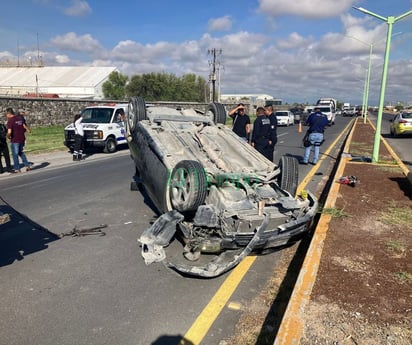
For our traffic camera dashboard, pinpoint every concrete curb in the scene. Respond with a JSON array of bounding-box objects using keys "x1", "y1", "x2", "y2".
[{"x1": 273, "y1": 117, "x2": 410, "y2": 344}]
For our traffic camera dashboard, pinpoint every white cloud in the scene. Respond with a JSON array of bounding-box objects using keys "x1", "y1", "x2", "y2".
[
  {"x1": 49, "y1": 32, "x2": 102, "y2": 53},
  {"x1": 208, "y1": 16, "x2": 233, "y2": 32},
  {"x1": 258, "y1": 0, "x2": 354, "y2": 18},
  {"x1": 55, "y1": 55, "x2": 70, "y2": 64},
  {"x1": 64, "y1": 0, "x2": 92, "y2": 17},
  {"x1": 277, "y1": 32, "x2": 314, "y2": 49}
]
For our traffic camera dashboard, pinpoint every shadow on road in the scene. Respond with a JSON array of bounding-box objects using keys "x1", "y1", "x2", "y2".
[{"x1": 0, "y1": 203, "x2": 59, "y2": 267}]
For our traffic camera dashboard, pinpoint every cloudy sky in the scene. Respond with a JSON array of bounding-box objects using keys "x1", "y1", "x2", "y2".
[{"x1": 1, "y1": 0, "x2": 412, "y2": 105}]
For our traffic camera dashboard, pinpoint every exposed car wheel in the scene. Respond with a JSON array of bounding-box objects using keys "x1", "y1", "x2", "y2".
[
  {"x1": 208, "y1": 103, "x2": 227, "y2": 125},
  {"x1": 127, "y1": 97, "x2": 147, "y2": 131},
  {"x1": 277, "y1": 156, "x2": 298, "y2": 196},
  {"x1": 169, "y1": 160, "x2": 208, "y2": 213},
  {"x1": 103, "y1": 137, "x2": 117, "y2": 153}
]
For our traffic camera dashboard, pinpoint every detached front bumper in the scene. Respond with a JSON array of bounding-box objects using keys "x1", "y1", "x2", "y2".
[{"x1": 138, "y1": 191, "x2": 318, "y2": 278}]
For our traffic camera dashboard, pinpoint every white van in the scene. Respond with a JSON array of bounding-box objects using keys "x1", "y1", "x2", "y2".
[
  {"x1": 316, "y1": 98, "x2": 337, "y2": 125},
  {"x1": 64, "y1": 103, "x2": 128, "y2": 153}
]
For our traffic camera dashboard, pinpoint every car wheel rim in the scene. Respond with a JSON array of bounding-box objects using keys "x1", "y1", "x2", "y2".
[{"x1": 171, "y1": 168, "x2": 190, "y2": 208}]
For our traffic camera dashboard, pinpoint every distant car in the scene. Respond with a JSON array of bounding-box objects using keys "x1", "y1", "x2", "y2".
[
  {"x1": 124, "y1": 97, "x2": 318, "y2": 278},
  {"x1": 342, "y1": 106, "x2": 356, "y2": 117},
  {"x1": 390, "y1": 111, "x2": 412, "y2": 137},
  {"x1": 275, "y1": 110, "x2": 294, "y2": 126}
]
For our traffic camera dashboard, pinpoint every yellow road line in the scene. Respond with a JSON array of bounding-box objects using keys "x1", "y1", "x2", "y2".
[{"x1": 183, "y1": 256, "x2": 256, "y2": 345}]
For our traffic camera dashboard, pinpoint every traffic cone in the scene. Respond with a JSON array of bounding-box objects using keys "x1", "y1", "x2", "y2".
[{"x1": 298, "y1": 121, "x2": 302, "y2": 133}]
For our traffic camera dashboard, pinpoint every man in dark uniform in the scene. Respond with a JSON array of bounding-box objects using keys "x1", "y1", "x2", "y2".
[
  {"x1": 251, "y1": 105, "x2": 277, "y2": 161},
  {"x1": 228, "y1": 103, "x2": 251, "y2": 141}
]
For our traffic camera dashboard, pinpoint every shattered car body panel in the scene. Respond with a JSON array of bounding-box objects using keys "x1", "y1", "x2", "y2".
[{"x1": 125, "y1": 97, "x2": 318, "y2": 278}]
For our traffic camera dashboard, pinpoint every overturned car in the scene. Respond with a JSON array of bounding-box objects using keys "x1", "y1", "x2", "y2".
[{"x1": 125, "y1": 97, "x2": 318, "y2": 277}]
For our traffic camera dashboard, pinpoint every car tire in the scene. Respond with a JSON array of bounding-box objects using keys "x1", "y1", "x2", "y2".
[
  {"x1": 277, "y1": 156, "x2": 298, "y2": 196},
  {"x1": 127, "y1": 96, "x2": 147, "y2": 131},
  {"x1": 208, "y1": 103, "x2": 227, "y2": 125},
  {"x1": 103, "y1": 136, "x2": 117, "y2": 153},
  {"x1": 169, "y1": 160, "x2": 207, "y2": 213}
]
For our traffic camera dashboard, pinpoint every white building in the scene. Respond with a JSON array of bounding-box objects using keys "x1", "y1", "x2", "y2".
[
  {"x1": 0, "y1": 66, "x2": 117, "y2": 99},
  {"x1": 220, "y1": 94, "x2": 280, "y2": 106}
]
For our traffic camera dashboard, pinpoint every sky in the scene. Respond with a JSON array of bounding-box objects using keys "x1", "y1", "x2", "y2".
[{"x1": 1, "y1": 0, "x2": 412, "y2": 106}]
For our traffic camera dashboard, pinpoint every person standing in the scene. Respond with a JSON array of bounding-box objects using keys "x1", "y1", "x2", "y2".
[
  {"x1": 5, "y1": 108, "x2": 31, "y2": 173},
  {"x1": 73, "y1": 113, "x2": 84, "y2": 161},
  {"x1": 300, "y1": 107, "x2": 329, "y2": 165},
  {"x1": 0, "y1": 120, "x2": 12, "y2": 173},
  {"x1": 228, "y1": 103, "x2": 251, "y2": 141},
  {"x1": 251, "y1": 105, "x2": 277, "y2": 161}
]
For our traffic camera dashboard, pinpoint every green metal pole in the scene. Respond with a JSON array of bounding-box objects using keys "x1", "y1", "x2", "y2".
[
  {"x1": 361, "y1": 68, "x2": 367, "y2": 122},
  {"x1": 372, "y1": 17, "x2": 394, "y2": 163},
  {"x1": 352, "y1": 7, "x2": 412, "y2": 162},
  {"x1": 364, "y1": 44, "x2": 373, "y2": 124}
]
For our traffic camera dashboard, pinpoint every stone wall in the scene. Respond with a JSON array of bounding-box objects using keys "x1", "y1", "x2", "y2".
[{"x1": 0, "y1": 96, "x2": 243, "y2": 127}]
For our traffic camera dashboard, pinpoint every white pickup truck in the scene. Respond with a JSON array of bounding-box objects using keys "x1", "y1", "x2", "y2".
[{"x1": 64, "y1": 103, "x2": 128, "y2": 153}]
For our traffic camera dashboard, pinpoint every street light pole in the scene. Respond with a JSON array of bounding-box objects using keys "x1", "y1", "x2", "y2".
[
  {"x1": 346, "y1": 33, "x2": 401, "y2": 124},
  {"x1": 352, "y1": 6, "x2": 412, "y2": 163},
  {"x1": 364, "y1": 44, "x2": 373, "y2": 124}
]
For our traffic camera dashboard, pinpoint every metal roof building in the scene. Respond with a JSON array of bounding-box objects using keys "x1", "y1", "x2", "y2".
[{"x1": 0, "y1": 66, "x2": 117, "y2": 99}]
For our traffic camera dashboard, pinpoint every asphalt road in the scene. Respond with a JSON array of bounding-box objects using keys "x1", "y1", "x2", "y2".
[
  {"x1": 0, "y1": 115, "x2": 364, "y2": 345},
  {"x1": 372, "y1": 111, "x2": 412, "y2": 171}
]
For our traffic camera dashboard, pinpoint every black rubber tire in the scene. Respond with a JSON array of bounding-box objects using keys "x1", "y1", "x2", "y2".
[
  {"x1": 103, "y1": 137, "x2": 117, "y2": 153},
  {"x1": 277, "y1": 156, "x2": 299, "y2": 196},
  {"x1": 127, "y1": 97, "x2": 147, "y2": 132},
  {"x1": 207, "y1": 103, "x2": 227, "y2": 125},
  {"x1": 169, "y1": 160, "x2": 208, "y2": 213}
]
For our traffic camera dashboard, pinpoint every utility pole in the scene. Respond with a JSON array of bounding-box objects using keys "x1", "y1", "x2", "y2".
[{"x1": 208, "y1": 48, "x2": 222, "y2": 102}]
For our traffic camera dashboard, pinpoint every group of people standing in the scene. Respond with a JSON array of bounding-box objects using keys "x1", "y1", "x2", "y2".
[
  {"x1": 228, "y1": 103, "x2": 328, "y2": 165},
  {"x1": 0, "y1": 108, "x2": 31, "y2": 174},
  {"x1": 229, "y1": 103, "x2": 278, "y2": 161}
]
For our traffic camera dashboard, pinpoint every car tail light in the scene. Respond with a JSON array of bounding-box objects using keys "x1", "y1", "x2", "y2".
[{"x1": 399, "y1": 120, "x2": 408, "y2": 124}]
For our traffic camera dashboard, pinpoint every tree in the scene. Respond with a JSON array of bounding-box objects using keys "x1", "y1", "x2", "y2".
[
  {"x1": 125, "y1": 72, "x2": 208, "y2": 102},
  {"x1": 102, "y1": 71, "x2": 129, "y2": 100}
]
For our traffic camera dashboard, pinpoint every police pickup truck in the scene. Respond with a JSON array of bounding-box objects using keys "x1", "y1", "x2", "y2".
[{"x1": 64, "y1": 103, "x2": 127, "y2": 153}]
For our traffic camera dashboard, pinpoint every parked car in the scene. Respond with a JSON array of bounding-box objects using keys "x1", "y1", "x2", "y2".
[
  {"x1": 124, "y1": 97, "x2": 318, "y2": 277},
  {"x1": 390, "y1": 111, "x2": 412, "y2": 137},
  {"x1": 64, "y1": 103, "x2": 127, "y2": 153},
  {"x1": 275, "y1": 110, "x2": 294, "y2": 126},
  {"x1": 342, "y1": 107, "x2": 356, "y2": 117}
]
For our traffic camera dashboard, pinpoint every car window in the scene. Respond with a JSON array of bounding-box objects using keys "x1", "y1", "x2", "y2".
[
  {"x1": 82, "y1": 108, "x2": 113, "y2": 123},
  {"x1": 402, "y1": 113, "x2": 412, "y2": 119}
]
